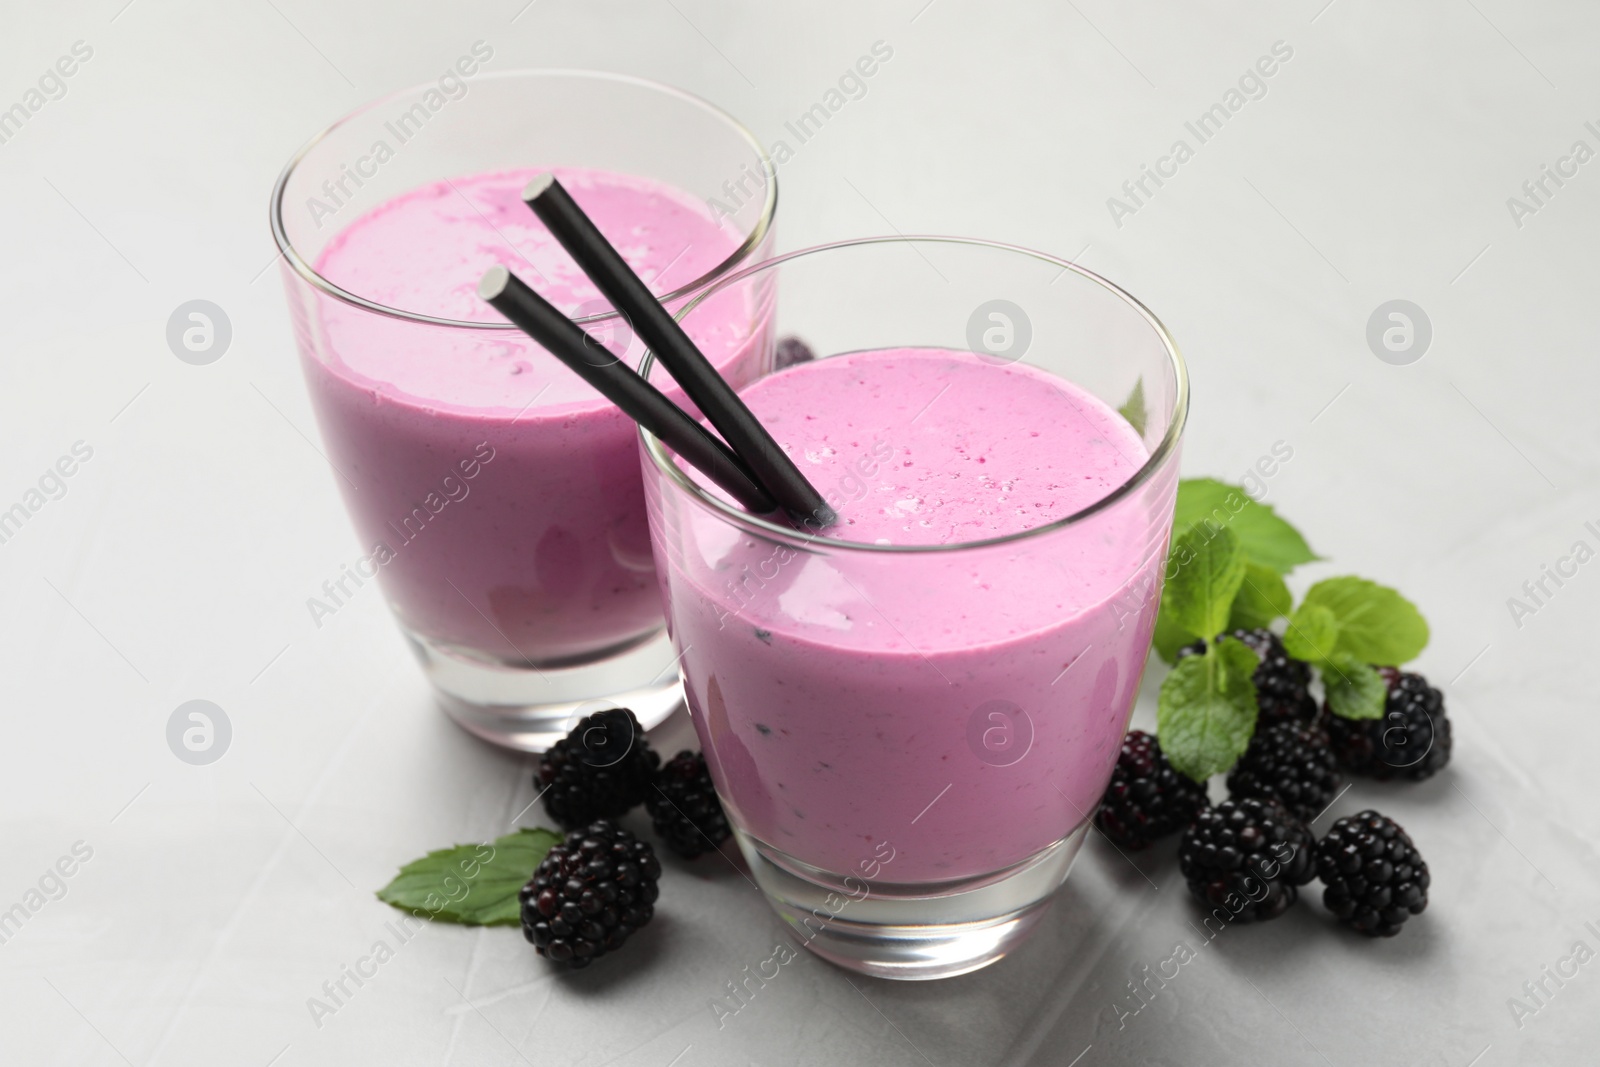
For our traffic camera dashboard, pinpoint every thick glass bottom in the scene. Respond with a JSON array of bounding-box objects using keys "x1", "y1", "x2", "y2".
[
  {"x1": 405, "y1": 626, "x2": 684, "y2": 751},
  {"x1": 734, "y1": 823, "x2": 1089, "y2": 980}
]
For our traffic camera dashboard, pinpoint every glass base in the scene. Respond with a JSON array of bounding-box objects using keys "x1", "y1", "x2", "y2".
[
  {"x1": 735, "y1": 823, "x2": 1089, "y2": 980},
  {"x1": 405, "y1": 627, "x2": 685, "y2": 751}
]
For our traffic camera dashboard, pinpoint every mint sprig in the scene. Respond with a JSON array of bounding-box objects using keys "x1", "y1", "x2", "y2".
[
  {"x1": 1155, "y1": 479, "x2": 1316, "y2": 663},
  {"x1": 1282, "y1": 602, "x2": 1338, "y2": 662},
  {"x1": 376, "y1": 827, "x2": 562, "y2": 926},
  {"x1": 1152, "y1": 606, "x2": 1199, "y2": 664},
  {"x1": 1228, "y1": 561, "x2": 1293, "y2": 632},
  {"x1": 1157, "y1": 635, "x2": 1261, "y2": 782},
  {"x1": 1147, "y1": 480, "x2": 1434, "y2": 770},
  {"x1": 1165, "y1": 524, "x2": 1247, "y2": 640},
  {"x1": 1282, "y1": 577, "x2": 1429, "y2": 720},
  {"x1": 1150, "y1": 522, "x2": 1261, "y2": 780},
  {"x1": 1320, "y1": 653, "x2": 1387, "y2": 721},
  {"x1": 1293, "y1": 576, "x2": 1428, "y2": 666},
  {"x1": 1171, "y1": 478, "x2": 1318, "y2": 575}
]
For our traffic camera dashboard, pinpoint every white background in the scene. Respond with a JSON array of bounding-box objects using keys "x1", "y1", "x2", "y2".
[{"x1": 3, "y1": 1, "x2": 1598, "y2": 1064}]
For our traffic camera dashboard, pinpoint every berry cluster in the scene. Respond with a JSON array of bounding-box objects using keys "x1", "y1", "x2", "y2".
[
  {"x1": 773, "y1": 335, "x2": 817, "y2": 371},
  {"x1": 1178, "y1": 796, "x2": 1316, "y2": 922},
  {"x1": 647, "y1": 750, "x2": 733, "y2": 859},
  {"x1": 1226, "y1": 720, "x2": 1341, "y2": 822},
  {"x1": 1326, "y1": 668, "x2": 1452, "y2": 782},
  {"x1": 536, "y1": 707, "x2": 659, "y2": 830},
  {"x1": 520, "y1": 821, "x2": 661, "y2": 968},
  {"x1": 521, "y1": 708, "x2": 734, "y2": 967},
  {"x1": 1095, "y1": 730, "x2": 1208, "y2": 851},
  {"x1": 535, "y1": 708, "x2": 731, "y2": 855},
  {"x1": 1094, "y1": 631, "x2": 1440, "y2": 936},
  {"x1": 1315, "y1": 810, "x2": 1430, "y2": 937}
]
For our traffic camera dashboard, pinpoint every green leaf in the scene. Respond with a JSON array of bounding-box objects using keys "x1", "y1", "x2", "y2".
[
  {"x1": 1157, "y1": 636, "x2": 1262, "y2": 782},
  {"x1": 1299, "y1": 576, "x2": 1429, "y2": 666},
  {"x1": 376, "y1": 827, "x2": 563, "y2": 926},
  {"x1": 1118, "y1": 379, "x2": 1147, "y2": 437},
  {"x1": 1153, "y1": 537, "x2": 1279, "y2": 664},
  {"x1": 1152, "y1": 603, "x2": 1198, "y2": 665},
  {"x1": 1164, "y1": 524, "x2": 1247, "y2": 642},
  {"x1": 1283, "y1": 602, "x2": 1340, "y2": 663},
  {"x1": 1173, "y1": 478, "x2": 1317, "y2": 574},
  {"x1": 1321, "y1": 653, "x2": 1387, "y2": 720},
  {"x1": 1229, "y1": 561, "x2": 1293, "y2": 631}
]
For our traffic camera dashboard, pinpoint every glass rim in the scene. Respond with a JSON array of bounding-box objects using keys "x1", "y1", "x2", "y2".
[
  {"x1": 639, "y1": 235, "x2": 1189, "y2": 555},
  {"x1": 268, "y1": 68, "x2": 778, "y2": 330}
]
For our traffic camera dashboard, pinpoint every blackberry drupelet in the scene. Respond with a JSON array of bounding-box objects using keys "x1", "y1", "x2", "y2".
[
  {"x1": 537, "y1": 707, "x2": 660, "y2": 831},
  {"x1": 774, "y1": 335, "x2": 816, "y2": 371},
  {"x1": 1178, "y1": 796, "x2": 1316, "y2": 922},
  {"x1": 1325, "y1": 669, "x2": 1452, "y2": 781},
  {"x1": 646, "y1": 750, "x2": 731, "y2": 859},
  {"x1": 519, "y1": 821, "x2": 661, "y2": 968},
  {"x1": 1178, "y1": 628, "x2": 1317, "y2": 729},
  {"x1": 1315, "y1": 809, "x2": 1429, "y2": 937},
  {"x1": 1094, "y1": 731, "x2": 1208, "y2": 850},
  {"x1": 1226, "y1": 720, "x2": 1342, "y2": 822}
]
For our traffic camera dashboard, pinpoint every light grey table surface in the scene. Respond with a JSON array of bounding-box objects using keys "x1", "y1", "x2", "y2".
[{"x1": 3, "y1": 1, "x2": 1598, "y2": 1064}]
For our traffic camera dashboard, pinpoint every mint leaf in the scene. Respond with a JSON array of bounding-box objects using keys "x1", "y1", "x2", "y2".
[
  {"x1": 1153, "y1": 606, "x2": 1197, "y2": 665},
  {"x1": 1282, "y1": 582, "x2": 1418, "y2": 720},
  {"x1": 1283, "y1": 602, "x2": 1339, "y2": 663},
  {"x1": 1229, "y1": 561, "x2": 1293, "y2": 631},
  {"x1": 1299, "y1": 576, "x2": 1428, "y2": 666},
  {"x1": 1152, "y1": 524, "x2": 1245, "y2": 663},
  {"x1": 376, "y1": 827, "x2": 563, "y2": 926},
  {"x1": 1164, "y1": 524, "x2": 1246, "y2": 641},
  {"x1": 1173, "y1": 479, "x2": 1317, "y2": 574},
  {"x1": 1321, "y1": 653, "x2": 1386, "y2": 720},
  {"x1": 1157, "y1": 636, "x2": 1261, "y2": 782},
  {"x1": 1118, "y1": 379, "x2": 1147, "y2": 437}
]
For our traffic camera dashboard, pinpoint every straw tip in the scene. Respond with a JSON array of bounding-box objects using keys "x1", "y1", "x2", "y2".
[
  {"x1": 521, "y1": 173, "x2": 557, "y2": 202},
  {"x1": 477, "y1": 264, "x2": 511, "y2": 300}
]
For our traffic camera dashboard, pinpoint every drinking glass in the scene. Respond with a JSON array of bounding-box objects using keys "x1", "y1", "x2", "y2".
[
  {"x1": 640, "y1": 237, "x2": 1186, "y2": 978},
  {"x1": 271, "y1": 70, "x2": 775, "y2": 750}
]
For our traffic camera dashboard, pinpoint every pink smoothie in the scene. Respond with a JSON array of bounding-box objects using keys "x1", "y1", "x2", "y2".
[
  {"x1": 658, "y1": 349, "x2": 1171, "y2": 883},
  {"x1": 301, "y1": 168, "x2": 764, "y2": 664}
]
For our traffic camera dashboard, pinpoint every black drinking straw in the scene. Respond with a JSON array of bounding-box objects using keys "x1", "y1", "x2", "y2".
[
  {"x1": 522, "y1": 173, "x2": 835, "y2": 529},
  {"x1": 477, "y1": 264, "x2": 778, "y2": 516}
]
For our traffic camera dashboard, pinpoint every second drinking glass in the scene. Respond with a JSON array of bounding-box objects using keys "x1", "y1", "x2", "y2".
[{"x1": 271, "y1": 70, "x2": 776, "y2": 749}]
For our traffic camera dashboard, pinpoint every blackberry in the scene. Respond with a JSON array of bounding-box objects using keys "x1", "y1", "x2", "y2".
[
  {"x1": 774, "y1": 335, "x2": 816, "y2": 370},
  {"x1": 1178, "y1": 628, "x2": 1317, "y2": 729},
  {"x1": 1325, "y1": 669, "x2": 1451, "y2": 781},
  {"x1": 537, "y1": 708, "x2": 660, "y2": 831},
  {"x1": 1094, "y1": 731, "x2": 1208, "y2": 850},
  {"x1": 646, "y1": 750, "x2": 731, "y2": 859},
  {"x1": 1315, "y1": 810, "x2": 1429, "y2": 937},
  {"x1": 519, "y1": 821, "x2": 661, "y2": 968},
  {"x1": 1178, "y1": 796, "x2": 1315, "y2": 922},
  {"x1": 1226, "y1": 721, "x2": 1342, "y2": 822}
]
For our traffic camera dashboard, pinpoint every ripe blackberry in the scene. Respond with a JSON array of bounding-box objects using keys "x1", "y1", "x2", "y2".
[
  {"x1": 774, "y1": 335, "x2": 816, "y2": 370},
  {"x1": 537, "y1": 708, "x2": 660, "y2": 831},
  {"x1": 1178, "y1": 796, "x2": 1315, "y2": 922},
  {"x1": 1315, "y1": 810, "x2": 1428, "y2": 937},
  {"x1": 1325, "y1": 669, "x2": 1451, "y2": 781},
  {"x1": 1226, "y1": 721, "x2": 1342, "y2": 822},
  {"x1": 646, "y1": 750, "x2": 731, "y2": 859},
  {"x1": 520, "y1": 821, "x2": 661, "y2": 968},
  {"x1": 1178, "y1": 628, "x2": 1317, "y2": 729},
  {"x1": 1095, "y1": 731, "x2": 1208, "y2": 850}
]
